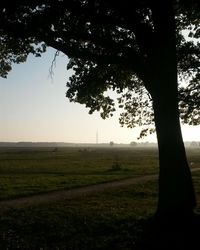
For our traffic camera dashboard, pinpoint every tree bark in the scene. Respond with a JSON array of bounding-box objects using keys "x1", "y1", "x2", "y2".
[
  {"x1": 151, "y1": 82, "x2": 196, "y2": 217},
  {"x1": 144, "y1": 0, "x2": 197, "y2": 217}
]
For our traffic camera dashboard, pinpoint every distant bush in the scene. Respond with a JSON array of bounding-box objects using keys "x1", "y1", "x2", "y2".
[
  {"x1": 190, "y1": 141, "x2": 199, "y2": 147},
  {"x1": 111, "y1": 162, "x2": 122, "y2": 171},
  {"x1": 130, "y1": 141, "x2": 137, "y2": 147},
  {"x1": 53, "y1": 147, "x2": 58, "y2": 152}
]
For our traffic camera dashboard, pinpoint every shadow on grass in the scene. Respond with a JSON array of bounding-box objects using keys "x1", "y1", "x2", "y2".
[
  {"x1": 139, "y1": 213, "x2": 200, "y2": 250},
  {"x1": 1, "y1": 211, "x2": 200, "y2": 249}
]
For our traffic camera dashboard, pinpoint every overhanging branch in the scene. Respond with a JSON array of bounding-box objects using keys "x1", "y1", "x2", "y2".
[{"x1": 43, "y1": 37, "x2": 146, "y2": 76}]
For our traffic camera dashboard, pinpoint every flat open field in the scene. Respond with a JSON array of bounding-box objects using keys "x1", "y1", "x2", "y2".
[
  {"x1": 0, "y1": 146, "x2": 200, "y2": 200},
  {"x1": 0, "y1": 146, "x2": 160, "y2": 200},
  {"x1": 0, "y1": 147, "x2": 200, "y2": 249}
]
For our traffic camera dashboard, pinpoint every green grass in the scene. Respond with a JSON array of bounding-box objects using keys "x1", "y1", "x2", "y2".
[
  {"x1": 0, "y1": 173, "x2": 200, "y2": 250},
  {"x1": 0, "y1": 179, "x2": 158, "y2": 250},
  {"x1": 0, "y1": 146, "x2": 199, "y2": 200},
  {"x1": 0, "y1": 147, "x2": 160, "y2": 200},
  {"x1": 0, "y1": 147, "x2": 159, "y2": 174}
]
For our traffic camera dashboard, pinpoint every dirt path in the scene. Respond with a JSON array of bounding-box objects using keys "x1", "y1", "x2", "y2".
[{"x1": 0, "y1": 168, "x2": 199, "y2": 211}]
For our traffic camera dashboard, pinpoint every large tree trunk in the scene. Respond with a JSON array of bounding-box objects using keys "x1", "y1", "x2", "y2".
[
  {"x1": 147, "y1": 0, "x2": 196, "y2": 217},
  {"x1": 152, "y1": 85, "x2": 196, "y2": 217},
  {"x1": 144, "y1": 77, "x2": 198, "y2": 250}
]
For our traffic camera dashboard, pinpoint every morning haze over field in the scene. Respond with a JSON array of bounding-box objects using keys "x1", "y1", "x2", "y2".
[{"x1": 0, "y1": 49, "x2": 199, "y2": 144}]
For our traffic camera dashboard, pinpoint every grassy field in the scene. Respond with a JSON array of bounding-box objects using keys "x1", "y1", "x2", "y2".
[
  {"x1": 0, "y1": 180, "x2": 158, "y2": 249},
  {"x1": 0, "y1": 146, "x2": 200, "y2": 249},
  {"x1": 0, "y1": 147, "x2": 161, "y2": 200},
  {"x1": 0, "y1": 177, "x2": 200, "y2": 249},
  {"x1": 0, "y1": 146, "x2": 199, "y2": 201}
]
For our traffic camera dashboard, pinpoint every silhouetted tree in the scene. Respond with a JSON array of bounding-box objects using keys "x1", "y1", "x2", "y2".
[
  {"x1": 130, "y1": 141, "x2": 137, "y2": 147},
  {"x1": 110, "y1": 141, "x2": 114, "y2": 146},
  {"x1": 0, "y1": 0, "x2": 200, "y2": 219}
]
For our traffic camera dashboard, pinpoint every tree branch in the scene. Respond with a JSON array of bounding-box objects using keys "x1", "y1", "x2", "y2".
[{"x1": 43, "y1": 37, "x2": 146, "y2": 76}]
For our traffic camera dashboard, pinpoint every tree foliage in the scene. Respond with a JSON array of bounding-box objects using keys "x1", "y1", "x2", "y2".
[{"x1": 0, "y1": 0, "x2": 199, "y2": 134}]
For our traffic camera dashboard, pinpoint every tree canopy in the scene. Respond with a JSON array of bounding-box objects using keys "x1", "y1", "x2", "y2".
[{"x1": 0, "y1": 0, "x2": 199, "y2": 137}]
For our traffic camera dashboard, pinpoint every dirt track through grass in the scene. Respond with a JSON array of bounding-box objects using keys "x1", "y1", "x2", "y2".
[{"x1": 0, "y1": 168, "x2": 199, "y2": 211}]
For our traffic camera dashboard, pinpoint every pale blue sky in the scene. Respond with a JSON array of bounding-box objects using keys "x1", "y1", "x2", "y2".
[{"x1": 0, "y1": 48, "x2": 199, "y2": 143}]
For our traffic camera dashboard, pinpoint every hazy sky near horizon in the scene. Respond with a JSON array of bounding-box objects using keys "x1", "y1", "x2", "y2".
[{"x1": 0, "y1": 48, "x2": 199, "y2": 144}]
